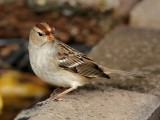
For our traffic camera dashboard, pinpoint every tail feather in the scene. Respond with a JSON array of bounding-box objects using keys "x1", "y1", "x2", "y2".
[{"x1": 101, "y1": 66, "x2": 145, "y2": 78}]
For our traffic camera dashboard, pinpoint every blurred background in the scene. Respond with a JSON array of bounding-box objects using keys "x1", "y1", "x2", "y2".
[{"x1": 1, "y1": 0, "x2": 160, "y2": 119}]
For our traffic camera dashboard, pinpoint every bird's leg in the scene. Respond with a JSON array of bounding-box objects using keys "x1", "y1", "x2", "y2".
[{"x1": 51, "y1": 87, "x2": 77, "y2": 101}]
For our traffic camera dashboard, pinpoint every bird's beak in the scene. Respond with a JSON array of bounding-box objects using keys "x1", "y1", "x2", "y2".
[{"x1": 48, "y1": 34, "x2": 55, "y2": 41}]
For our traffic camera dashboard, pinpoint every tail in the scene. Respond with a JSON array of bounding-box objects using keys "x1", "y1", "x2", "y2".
[{"x1": 101, "y1": 66, "x2": 145, "y2": 78}]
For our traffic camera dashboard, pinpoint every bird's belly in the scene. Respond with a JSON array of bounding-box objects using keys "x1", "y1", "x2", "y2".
[
  {"x1": 30, "y1": 61, "x2": 86, "y2": 87},
  {"x1": 34, "y1": 68, "x2": 86, "y2": 87}
]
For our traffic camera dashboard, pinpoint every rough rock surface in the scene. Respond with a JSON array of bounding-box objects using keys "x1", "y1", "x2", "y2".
[
  {"x1": 15, "y1": 88, "x2": 160, "y2": 120},
  {"x1": 89, "y1": 26, "x2": 160, "y2": 95},
  {"x1": 130, "y1": 0, "x2": 160, "y2": 30}
]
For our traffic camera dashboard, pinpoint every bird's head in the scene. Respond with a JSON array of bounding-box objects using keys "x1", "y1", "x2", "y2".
[{"x1": 29, "y1": 22, "x2": 55, "y2": 46}]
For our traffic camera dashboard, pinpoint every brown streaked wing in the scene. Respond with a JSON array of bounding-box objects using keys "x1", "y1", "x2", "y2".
[{"x1": 56, "y1": 41, "x2": 110, "y2": 79}]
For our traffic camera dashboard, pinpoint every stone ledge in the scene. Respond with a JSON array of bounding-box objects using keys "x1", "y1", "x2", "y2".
[{"x1": 15, "y1": 88, "x2": 160, "y2": 120}]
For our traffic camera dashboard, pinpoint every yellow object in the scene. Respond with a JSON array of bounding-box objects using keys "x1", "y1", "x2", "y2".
[
  {"x1": 0, "y1": 94, "x2": 3, "y2": 113},
  {"x1": 0, "y1": 71, "x2": 49, "y2": 98}
]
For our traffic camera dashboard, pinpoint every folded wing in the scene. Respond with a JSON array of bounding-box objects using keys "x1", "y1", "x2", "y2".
[{"x1": 56, "y1": 41, "x2": 110, "y2": 79}]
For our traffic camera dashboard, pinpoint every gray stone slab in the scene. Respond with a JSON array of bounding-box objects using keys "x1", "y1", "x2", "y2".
[
  {"x1": 15, "y1": 88, "x2": 160, "y2": 120},
  {"x1": 89, "y1": 26, "x2": 160, "y2": 95},
  {"x1": 130, "y1": 0, "x2": 160, "y2": 30}
]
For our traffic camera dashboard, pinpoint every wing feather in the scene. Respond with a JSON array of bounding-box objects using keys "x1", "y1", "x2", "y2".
[{"x1": 56, "y1": 41, "x2": 110, "y2": 79}]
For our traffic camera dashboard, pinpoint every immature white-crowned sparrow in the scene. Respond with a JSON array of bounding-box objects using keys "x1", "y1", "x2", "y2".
[{"x1": 28, "y1": 22, "x2": 143, "y2": 100}]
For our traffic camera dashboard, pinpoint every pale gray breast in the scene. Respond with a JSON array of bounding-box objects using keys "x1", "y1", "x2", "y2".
[{"x1": 28, "y1": 43, "x2": 59, "y2": 80}]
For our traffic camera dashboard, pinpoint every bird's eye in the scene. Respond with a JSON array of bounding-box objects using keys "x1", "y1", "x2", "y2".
[{"x1": 38, "y1": 32, "x2": 43, "y2": 36}]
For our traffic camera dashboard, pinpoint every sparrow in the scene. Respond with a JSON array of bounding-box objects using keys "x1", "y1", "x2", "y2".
[{"x1": 28, "y1": 22, "x2": 143, "y2": 100}]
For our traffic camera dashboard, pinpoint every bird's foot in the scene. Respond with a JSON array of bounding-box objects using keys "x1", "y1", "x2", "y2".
[
  {"x1": 50, "y1": 88, "x2": 64, "y2": 97},
  {"x1": 50, "y1": 88, "x2": 66, "y2": 101},
  {"x1": 50, "y1": 87, "x2": 76, "y2": 101},
  {"x1": 36, "y1": 99, "x2": 50, "y2": 106}
]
